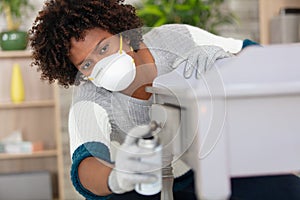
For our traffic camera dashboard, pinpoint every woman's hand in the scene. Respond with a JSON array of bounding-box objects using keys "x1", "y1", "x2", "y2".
[
  {"x1": 108, "y1": 125, "x2": 161, "y2": 194},
  {"x1": 172, "y1": 45, "x2": 231, "y2": 79}
]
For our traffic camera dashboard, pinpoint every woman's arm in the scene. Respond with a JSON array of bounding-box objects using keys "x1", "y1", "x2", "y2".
[
  {"x1": 69, "y1": 99, "x2": 114, "y2": 198},
  {"x1": 78, "y1": 157, "x2": 113, "y2": 196}
]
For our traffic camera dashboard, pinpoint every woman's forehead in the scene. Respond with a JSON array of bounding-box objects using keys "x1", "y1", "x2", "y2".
[{"x1": 69, "y1": 28, "x2": 114, "y2": 66}]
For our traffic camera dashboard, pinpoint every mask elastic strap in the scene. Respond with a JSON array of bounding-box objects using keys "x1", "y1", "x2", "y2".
[
  {"x1": 119, "y1": 35, "x2": 123, "y2": 54},
  {"x1": 120, "y1": 35, "x2": 134, "y2": 55}
]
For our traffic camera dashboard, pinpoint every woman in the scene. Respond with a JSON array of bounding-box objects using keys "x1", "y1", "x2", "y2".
[{"x1": 29, "y1": 0, "x2": 300, "y2": 200}]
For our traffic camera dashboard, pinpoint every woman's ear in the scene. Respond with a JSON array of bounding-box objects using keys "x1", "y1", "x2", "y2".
[
  {"x1": 122, "y1": 36, "x2": 130, "y2": 45},
  {"x1": 123, "y1": 37, "x2": 132, "y2": 50},
  {"x1": 125, "y1": 39, "x2": 131, "y2": 45}
]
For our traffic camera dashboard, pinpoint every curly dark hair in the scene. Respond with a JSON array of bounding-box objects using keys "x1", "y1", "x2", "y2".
[{"x1": 29, "y1": 0, "x2": 143, "y2": 88}]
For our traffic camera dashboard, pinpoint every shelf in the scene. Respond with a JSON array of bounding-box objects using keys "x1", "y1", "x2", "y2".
[
  {"x1": 0, "y1": 48, "x2": 64, "y2": 199},
  {"x1": 0, "y1": 100, "x2": 55, "y2": 109},
  {"x1": 0, "y1": 149, "x2": 58, "y2": 160},
  {"x1": 0, "y1": 50, "x2": 32, "y2": 58}
]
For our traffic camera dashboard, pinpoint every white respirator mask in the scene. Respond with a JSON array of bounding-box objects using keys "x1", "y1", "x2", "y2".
[{"x1": 88, "y1": 35, "x2": 136, "y2": 91}]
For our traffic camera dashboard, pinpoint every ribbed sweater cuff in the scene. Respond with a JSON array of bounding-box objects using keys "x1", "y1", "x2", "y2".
[{"x1": 71, "y1": 141, "x2": 113, "y2": 200}]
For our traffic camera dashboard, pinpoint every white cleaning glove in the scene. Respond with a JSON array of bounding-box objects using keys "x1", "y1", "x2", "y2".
[
  {"x1": 108, "y1": 125, "x2": 161, "y2": 194},
  {"x1": 173, "y1": 45, "x2": 231, "y2": 79}
]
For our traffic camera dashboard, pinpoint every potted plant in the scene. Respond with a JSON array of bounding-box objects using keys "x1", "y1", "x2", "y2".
[
  {"x1": 136, "y1": 0, "x2": 236, "y2": 34},
  {"x1": 0, "y1": 0, "x2": 34, "y2": 51}
]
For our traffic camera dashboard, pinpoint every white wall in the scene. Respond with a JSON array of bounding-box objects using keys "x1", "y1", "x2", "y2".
[
  {"x1": 0, "y1": 0, "x2": 138, "y2": 32},
  {"x1": 0, "y1": 0, "x2": 260, "y2": 42},
  {"x1": 221, "y1": 0, "x2": 260, "y2": 42},
  {"x1": 0, "y1": 0, "x2": 45, "y2": 32}
]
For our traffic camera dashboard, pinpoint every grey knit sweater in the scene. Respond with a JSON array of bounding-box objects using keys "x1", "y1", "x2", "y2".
[{"x1": 69, "y1": 24, "x2": 242, "y2": 199}]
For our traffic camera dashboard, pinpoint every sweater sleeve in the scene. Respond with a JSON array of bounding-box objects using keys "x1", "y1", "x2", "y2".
[
  {"x1": 68, "y1": 100, "x2": 114, "y2": 199},
  {"x1": 183, "y1": 24, "x2": 244, "y2": 54},
  {"x1": 143, "y1": 24, "x2": 248, "y2": 76},
  {"x1": 68, "y1": 100, "x2": 112, "y2": 156}
]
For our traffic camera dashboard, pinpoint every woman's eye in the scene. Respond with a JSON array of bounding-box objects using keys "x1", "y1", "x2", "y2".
[
  {"x1": 99, "y1": 44, "x2": 109, "y2": 55},
  {"x1": 80, "y1": 61, "x2": 92, "y2": 70}
]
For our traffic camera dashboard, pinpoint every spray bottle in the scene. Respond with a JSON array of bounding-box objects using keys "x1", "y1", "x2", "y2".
[{"x1": 135, "y1": 121, "x2": 162, "y2": 195}]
